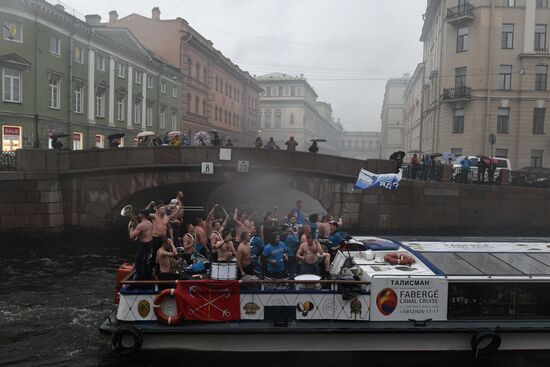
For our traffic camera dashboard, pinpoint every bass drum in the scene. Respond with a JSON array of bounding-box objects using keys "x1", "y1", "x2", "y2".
[{"x1": 211, "y1": 262, "x2": 237, "y2": 280}]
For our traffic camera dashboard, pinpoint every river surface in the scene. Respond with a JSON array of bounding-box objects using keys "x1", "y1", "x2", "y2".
[{"x1": 1, "y1": 235, "x2": 550, "y2": 367}]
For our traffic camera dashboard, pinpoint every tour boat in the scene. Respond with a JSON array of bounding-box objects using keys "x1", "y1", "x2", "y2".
[{"x1": 100, "y1": 237, "x2": 550, "y2": 355}]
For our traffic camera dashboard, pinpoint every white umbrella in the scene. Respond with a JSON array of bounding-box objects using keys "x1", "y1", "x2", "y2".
[
  {"x1": 136, "y1": 131, "x2": 155, "y2": 138},
  {"x1": 168, "y1": 131, "x2": 182, "y2": 136},
  {"x1": 193, "y1": 131, "x2": 211, "y2": 145},
  {"x1": 442, "y1": 152, "x2": 456, "y2": 162}
]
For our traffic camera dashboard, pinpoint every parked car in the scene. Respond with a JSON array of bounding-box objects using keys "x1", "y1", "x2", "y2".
[{"x1": 511, "y1": 167, "x2": 550, "y2": 187}]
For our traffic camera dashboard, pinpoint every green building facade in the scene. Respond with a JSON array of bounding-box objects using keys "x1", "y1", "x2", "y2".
[{"x1": 0, "y1": 0, "x2": 182, "y2": 151}]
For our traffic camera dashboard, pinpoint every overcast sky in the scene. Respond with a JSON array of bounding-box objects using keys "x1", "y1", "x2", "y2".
[{"x1": 52, "y1": 0, "x2": 426, "y2": 132}]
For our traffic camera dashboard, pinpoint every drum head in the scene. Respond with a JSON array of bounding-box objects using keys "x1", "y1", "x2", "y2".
[{"x1": 295, "y1": 274, "x2": 321, "y2": 281}]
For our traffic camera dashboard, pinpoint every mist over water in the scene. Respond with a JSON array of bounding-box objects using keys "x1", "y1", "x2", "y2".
[{"x1": 0, "y1": 235, "x2": 548, "y2": 367}]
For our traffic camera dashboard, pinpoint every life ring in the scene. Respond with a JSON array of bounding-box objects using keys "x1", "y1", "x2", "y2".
[
  {"x1": 111, "y1": 325, "x2": 143, "y2": 355},
  {"x1": 153, "y1": 288, "x2": 183, "y2": 325},
  {"x1": 471, "y1": 331, "x2": 501, "y2": 357},
  {"x1": 384, "y1": 253, "x2": 415, "y2": 265}
]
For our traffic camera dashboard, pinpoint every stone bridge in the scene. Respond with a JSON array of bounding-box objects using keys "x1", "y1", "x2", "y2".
[{"x1": 1, "y1": 146, "x2": 550, "y2": 236}]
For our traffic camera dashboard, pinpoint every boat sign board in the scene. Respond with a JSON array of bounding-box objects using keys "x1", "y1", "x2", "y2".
[
  {"x1": 370, "y1": 277, "x2": 448, "y2": 321},
  {"x1": 201, "y1": 162, "x2": 214, "y2": 174},
  {"x1": 403, "y1": 241, "x2": 550, "y2": 253}
]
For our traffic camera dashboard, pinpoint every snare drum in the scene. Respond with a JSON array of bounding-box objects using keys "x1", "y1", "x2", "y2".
[
  {"x1": 211, "y1": 262, "x2": 237, "y2": 280},
  {"x1": 294, "y1": 274, "x2": 321, "y2": 290}
]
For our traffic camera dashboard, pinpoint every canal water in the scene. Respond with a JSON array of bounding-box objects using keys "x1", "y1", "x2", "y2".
[{"x1": 1, "y1": 234, "x2": 549, "y2": 367}]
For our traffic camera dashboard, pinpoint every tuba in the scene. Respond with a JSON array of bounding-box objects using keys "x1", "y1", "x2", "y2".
[{"x1": 121, "y1": 205, "x2": 137, "y2": 240}]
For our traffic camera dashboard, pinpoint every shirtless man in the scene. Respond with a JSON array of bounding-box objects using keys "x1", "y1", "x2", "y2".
[
  {"x1": 214, "y1": 230, "x2": 236, "y2": 262},
  {"x1": 244, "y1": 212, "x2": 256, "y2": 233},
  {"x1": 236, "y1": 232, "x2": 253, "y2": 278},
  {"x1": 182, "y1": 224, "x2": 197, "y2": 265},
  {"x1": 148, "y1": 202, "x2": 182, "y2": 275},
  {"x1": 233, "y1": 208, "x2": 247, "y2": 241},
  {"x1": 156, "y1": 239, "x2": 178, "y2": 281},
  {"x1": 128, "y1": 210, "x2": 154, "y2": 280},
  {"x1": 317, "y1": 215, "x2": 331, "y2": 240},
  {"x1": 209, "y1": 214, "x2": 229, "y2": 262},
  {"x1": 194, "y1": 218, "x2": 209, "y2": 253},
  {"x1": 297, "y1": 234, "x2": 330, "y2": 276}
]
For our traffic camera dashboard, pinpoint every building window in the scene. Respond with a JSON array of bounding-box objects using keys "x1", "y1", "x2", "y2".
[
  {"x1": 96, "y1": 54, "x2": 105, "y2": 71},
  {"x1": 74, "y1": 47, "x2": 84, "y2": 63},
  {"x1": 48, "y1": 73, "x2": 61, "y2": 109},
  {"x1": 501, "y1": 24, "x2": 514, "y2": 49},
  {"x1": 533, "y1": 108, "x2": 546, "y2": 134},
  {"x1": 194, "y1": 96, "x2": 199, "y2": 114},
  {"x1": 73, "y1": 132, "x2": 83, "y2": 150},
  {"x1": 95, "y1": 88, "x2": 105, "y2": 118},
  {"x1": 265, "y1": 86, "x2": 271, "y2": 96},
  {"x1": 116, "y1": 98, "x2": 124, "y2": 121},
  {"x1": 188, "y1": 58, "x2": 192, "y2": 76},
  {"x1": 290, "y1": 113, "x2": 295, "y2": 124},
  {"x1": 133, "y1": 100, "x2": 141, "y2": 124},
  {"x1": 49, "y1": 35, "x2": 61, "y2": 55},
  {"x1": 455, "y1": 67, "x2": 467, "y2": 88},
  {"x1": 264, "y1": 110, "x2": 272, "y2": 128},
  {"x1": 453, "y1": 109, "x2": 465, "y2": 133},
  {"x1": 73, "y1": 82, "x2": 83, "y2": 114},
  {"x1": 161, "y1": 80, "x2": 166, "y2": 94},
  {"x1": 215, "y1": 76, "x2": 219, "y2": 92},
  {"x1": 147, "y1": 75, "x2": 153, "y2": 89},
  {"x1": 495, "y1": 148, "x2": 508, "y2": 158},
  {"x1": 497, "y1": 108, "x2": 509, "y2": 134},
  {"x1": 146, "y1": 104, "x2": 153, "y2": 127},
  {"x1": 290, "y1": 86, "x2": 296, "y2": 96},
  {"x1": 202, "y1": 100, "x2": 206, "y2": 116},
  {"x1": 3, "y1": 67, "x2": 22, "y2": 103},
  {"x1": 537, "y1": 0, "x2": 549, "y2": 8},
  {"x1": 171, "y1": 111, "x2": 177, "y2": 131},
  {"x1": 531, "y1": 150, "x2": 544, "y2": 167},
  {"x1": 535, "y1": 25, "x2": 547, "y2": 51},
  {"x1": 134, "y1": 70, "x2": 142, "y2": 84},
  {"x1": 505, "y1": 0, "x2": 515, "y2": 6},
  {"x1": 274, "y1": 109, "x2": 282, "y2": 128},
  {"x1": 95, "y1": 134, "x2": 104, "y2": 148},
  {"x1": 457, "y1": 27, "x2": 469, "y2": 52},
  {"x1": 172, "y1": 86, "x2": 177, "y2": 97},
  {"x1": 277, "y1": 86, "x2": 283, "y2": 97},
  {"x1": 229, "y1": 85, "x2": 233, "y2": 99},
  {"x1": 3, "y1": 21, "x2": 23, "y2": 42},
  {"x1": 203, "y1": 67, "x2": 207, "y2": 84},
  {"x1": 451, "y1": 148, "x2": 463, "y2": 155},
  {"x1": 499, "y1": 65, "x2": 512, "y2": 90},
  {"x1": 117, "y1": 63, "x2": 125, "y2": 78},
  {"x1": 536, "y1": 65, "x2": 548, "y2": 91},
  {"x1": 195, "y1": 63, "x2": 200, "y2": 80},
  {"x1": 160, "y1": 108, "x2": 165, "y2": 129}
]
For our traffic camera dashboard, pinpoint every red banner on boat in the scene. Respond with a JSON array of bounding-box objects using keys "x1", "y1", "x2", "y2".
[{"x1": 175, "y1": 280, "x2": 240, "y2": 321}]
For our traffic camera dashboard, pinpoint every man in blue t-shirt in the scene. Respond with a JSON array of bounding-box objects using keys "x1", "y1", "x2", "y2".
[
  {"x1": 283, "y1": 224, "x2": 300, "y2": 277},
  {"x1": 262, "y1": 233, "x2": 288, "y2": 279},
  {"x1": 291, "y1": 200, "x2": 306, "y2": 225},
  {"x1": 249, "y1": 225, "x2": 264, "y2": 273},
  {"x1": 327, "y1": 221, "x2": 345, "y2": 261},
  {"x1": 460, "y1": 157, "x2": 471, "y2": 184}
]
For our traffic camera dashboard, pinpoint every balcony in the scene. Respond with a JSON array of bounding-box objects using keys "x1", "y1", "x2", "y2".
[
  {"x1": 441, "y1": 87, "x2": 471, "y2": 102},
  {"x1": 519, "y1": 48, "x2": 550, "y2": 58},
  {"x1": 446, "y1": 3, "x2": 475, "y2": 25}
]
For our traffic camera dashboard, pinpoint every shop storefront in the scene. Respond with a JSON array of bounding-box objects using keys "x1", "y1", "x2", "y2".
[{"x1": 2, "y1": 125, "x2": 22, "y2": 152}]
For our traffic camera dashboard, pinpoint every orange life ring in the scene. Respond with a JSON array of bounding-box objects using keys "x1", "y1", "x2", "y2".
[
  {"x1": 153, "y1": 288, "x2": 183, "y2": 325},
  {"x1": 384, "y1": 253, "x2": 415, "y2": 266}
]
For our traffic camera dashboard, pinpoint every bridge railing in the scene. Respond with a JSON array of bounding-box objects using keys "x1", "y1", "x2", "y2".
[{"x1": 0, "y1": 152, "x2": 16, "y2": 171}]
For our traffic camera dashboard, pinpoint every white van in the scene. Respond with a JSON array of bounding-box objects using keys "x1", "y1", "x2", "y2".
[{"x1": 452, "y1": 156, "x2": 512, "y2": 183}]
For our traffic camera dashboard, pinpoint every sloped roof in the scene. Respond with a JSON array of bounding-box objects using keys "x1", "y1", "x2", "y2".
[{"x1": 92, "y1": 27, "x2": 152, "y2": 62}]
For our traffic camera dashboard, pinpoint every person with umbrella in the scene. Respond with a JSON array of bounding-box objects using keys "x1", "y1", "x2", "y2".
[
  {"x1": 49, "y1": 130, "x2": 70, "y2": 149},
  {"x1": 389, "y1": 151, "x2": 405, "y2": 173},
  {"x1": 264, "y1": 137, "x2": 280, "y2": 150},
  {"x1": 107, "y1": 133, "x2": 124, "y2": 148},
  {"x1": 477, "y1": 155, "x2": 489, "y2": 184},
  {"x1": 255, "y1": 136, "x2": 263, "y2": 148}
]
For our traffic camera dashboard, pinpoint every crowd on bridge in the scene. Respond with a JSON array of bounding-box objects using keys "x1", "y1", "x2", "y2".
[{"x1": 128, "y1": 193, "x2": 346, "y2": 282}]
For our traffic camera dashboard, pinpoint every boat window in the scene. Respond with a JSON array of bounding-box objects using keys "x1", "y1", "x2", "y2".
[
  {"x1": 455, "y1": 253, "x2": 522, "y2": 275},
  {"x1": 493, "y1": 253, "x2": 550, "y2": 275},
  {"x1": 448, "y1": 283, "x2": 550, "y2": 319},
  {"x1": 422, "y1": 252, "x2": 482, "y2": 275}
]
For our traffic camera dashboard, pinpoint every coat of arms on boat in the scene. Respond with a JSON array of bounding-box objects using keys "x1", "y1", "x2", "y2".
[
  {"x1": 137, "y1": 300, "x2": 151, "y2": 318},
  {"x1": 296, "y1": 301, "x2": 315, "y2": 316},
  {"x1": 243, "y1": 302, "x2": 260, "y2": 315},
  {"x1": 350, "y1": 298, "x2": 362, "y2": 320}
]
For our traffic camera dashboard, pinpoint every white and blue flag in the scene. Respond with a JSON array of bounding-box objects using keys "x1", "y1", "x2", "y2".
[{"x1": 354, "y1": 169, "x2": 402, "y2": 191}]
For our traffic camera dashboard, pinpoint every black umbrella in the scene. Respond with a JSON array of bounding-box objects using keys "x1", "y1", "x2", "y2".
[
  {"x1": 430, "y1": 152, "x2": 443, "y2": 158},
  {"x1": 310, "y1": 139, "x2": 327, "y2": 142},
  {"x1": 52, "y1": 132, "x2": 70, "y2": 139},
  {"x1": 108, "y1": 133, "x2": 125, "y2": 140},
  {"x1": 389, "y1": 151, "x2": 405, "y2": 160}
]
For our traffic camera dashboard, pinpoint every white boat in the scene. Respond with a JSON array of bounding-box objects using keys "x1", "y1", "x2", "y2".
[{"x1": 100, "y1": 237, "x2": 550, "y2": 356}]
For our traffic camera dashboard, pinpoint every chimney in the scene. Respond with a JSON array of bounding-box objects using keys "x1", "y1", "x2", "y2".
[
  {"x1": 152, "y1": 7, "x2": 160, "y2": 20},
  {"x1": 109, "y1": 10, "x2": 118, "y2": 23},
  {"x1": 54, "y1": 4, "x2": 65, "y2": 11},
  {"x1": 85, "y1": 14, "x2": 101, "y2": 26}
]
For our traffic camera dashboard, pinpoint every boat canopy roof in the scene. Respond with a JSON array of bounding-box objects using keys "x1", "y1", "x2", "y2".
[{"x1": 400, "y1": 241, "x2": 550, "y2": 277}]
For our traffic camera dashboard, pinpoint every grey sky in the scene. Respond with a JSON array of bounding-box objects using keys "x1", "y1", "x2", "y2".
[{"x1": 52, "y1": 0, "x2": 426, "y2": 132}]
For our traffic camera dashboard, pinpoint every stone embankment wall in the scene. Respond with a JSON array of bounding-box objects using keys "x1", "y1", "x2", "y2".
[{"x1": 0, "y1": 148, "x2": 549, "y2": 236}]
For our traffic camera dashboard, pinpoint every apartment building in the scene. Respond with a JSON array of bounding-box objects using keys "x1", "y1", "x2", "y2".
[
  {"x1": 0, "y1": 0, "x2": 182, "y2": 151},
  {"x1": 255, "y1": 73, "x2": 343, "y2": 155},
  {"x1": 418, "y1": 0, "x2": 550, "y2": 168},
  {"x1": 380, "y1": 74, "x2": 410, "y2": 159},
  {"x1": 108, "y1": 8, "x2": 262, "y2": 147}
]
